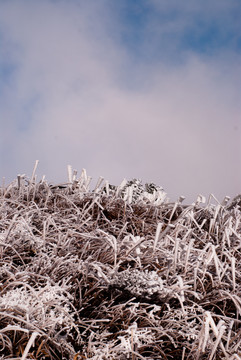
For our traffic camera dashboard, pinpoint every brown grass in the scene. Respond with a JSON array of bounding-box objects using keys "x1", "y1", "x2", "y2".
[{"x1": 0, "y1": 166, "x2": 241, "y2": 359}]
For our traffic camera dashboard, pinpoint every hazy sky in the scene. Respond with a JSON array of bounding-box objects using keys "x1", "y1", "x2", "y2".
[{"x1": 0, "y1": 0, "x2": 240, "y2": 202}]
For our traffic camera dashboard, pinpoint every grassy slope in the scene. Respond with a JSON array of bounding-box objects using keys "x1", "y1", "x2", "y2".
[{"x1": 0, "y1": 172, "x2": 241, "y2": 359}]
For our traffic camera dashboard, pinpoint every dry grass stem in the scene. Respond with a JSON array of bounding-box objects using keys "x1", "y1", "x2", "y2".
[{"x1": 0, "y1": 168, "x2": 240, "y2": 359}]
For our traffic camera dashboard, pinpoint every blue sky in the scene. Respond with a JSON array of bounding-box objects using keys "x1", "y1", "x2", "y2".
[{"x1": 0, "y1": 0, "x2": 240, "y2": 202}]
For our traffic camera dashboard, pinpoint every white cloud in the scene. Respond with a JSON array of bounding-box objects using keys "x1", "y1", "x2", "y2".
[{"x1": 0, "y1": 0, "x2": 240, "y2": 202}]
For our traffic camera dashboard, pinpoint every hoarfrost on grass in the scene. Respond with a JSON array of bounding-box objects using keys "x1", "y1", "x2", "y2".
[
  {"x1": 0, "y1": 167, "x2": 240, "y2": 359},
  {"x1": 0, "y1": 284, "x2": 75, "y2": 330}
]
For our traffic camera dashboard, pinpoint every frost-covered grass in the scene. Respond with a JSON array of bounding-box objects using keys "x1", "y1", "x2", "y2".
[{"x1": 0, "y1": 167, "x2": 241, "y2": 359}]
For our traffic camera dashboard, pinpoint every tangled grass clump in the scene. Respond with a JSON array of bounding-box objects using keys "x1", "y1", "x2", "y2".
[{"x1": 0, "y1": 167, "x2": 241, "y2": 359}]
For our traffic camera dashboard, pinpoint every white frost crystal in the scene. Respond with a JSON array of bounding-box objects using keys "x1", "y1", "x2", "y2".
[
  {"x1": 0, "y1": 283, "x2": 74, "y2": 330},
  {"x1": 110, "y1": 269, "x2": 170, "y2": 299}
]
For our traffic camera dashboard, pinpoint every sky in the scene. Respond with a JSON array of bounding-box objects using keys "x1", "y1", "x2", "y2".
[{"x1": 0, "y1": 0, "x2": 240, "y2": 202}]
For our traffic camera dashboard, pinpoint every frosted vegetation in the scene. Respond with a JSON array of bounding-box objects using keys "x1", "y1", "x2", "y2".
[{"x1": 0, "y1": 165, "x2": 241, "y2": 359}]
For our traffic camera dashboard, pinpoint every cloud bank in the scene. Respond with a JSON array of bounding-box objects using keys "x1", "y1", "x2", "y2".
[{"x1": 0, "y1": 0, "x2": 240, "y2": 202}]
